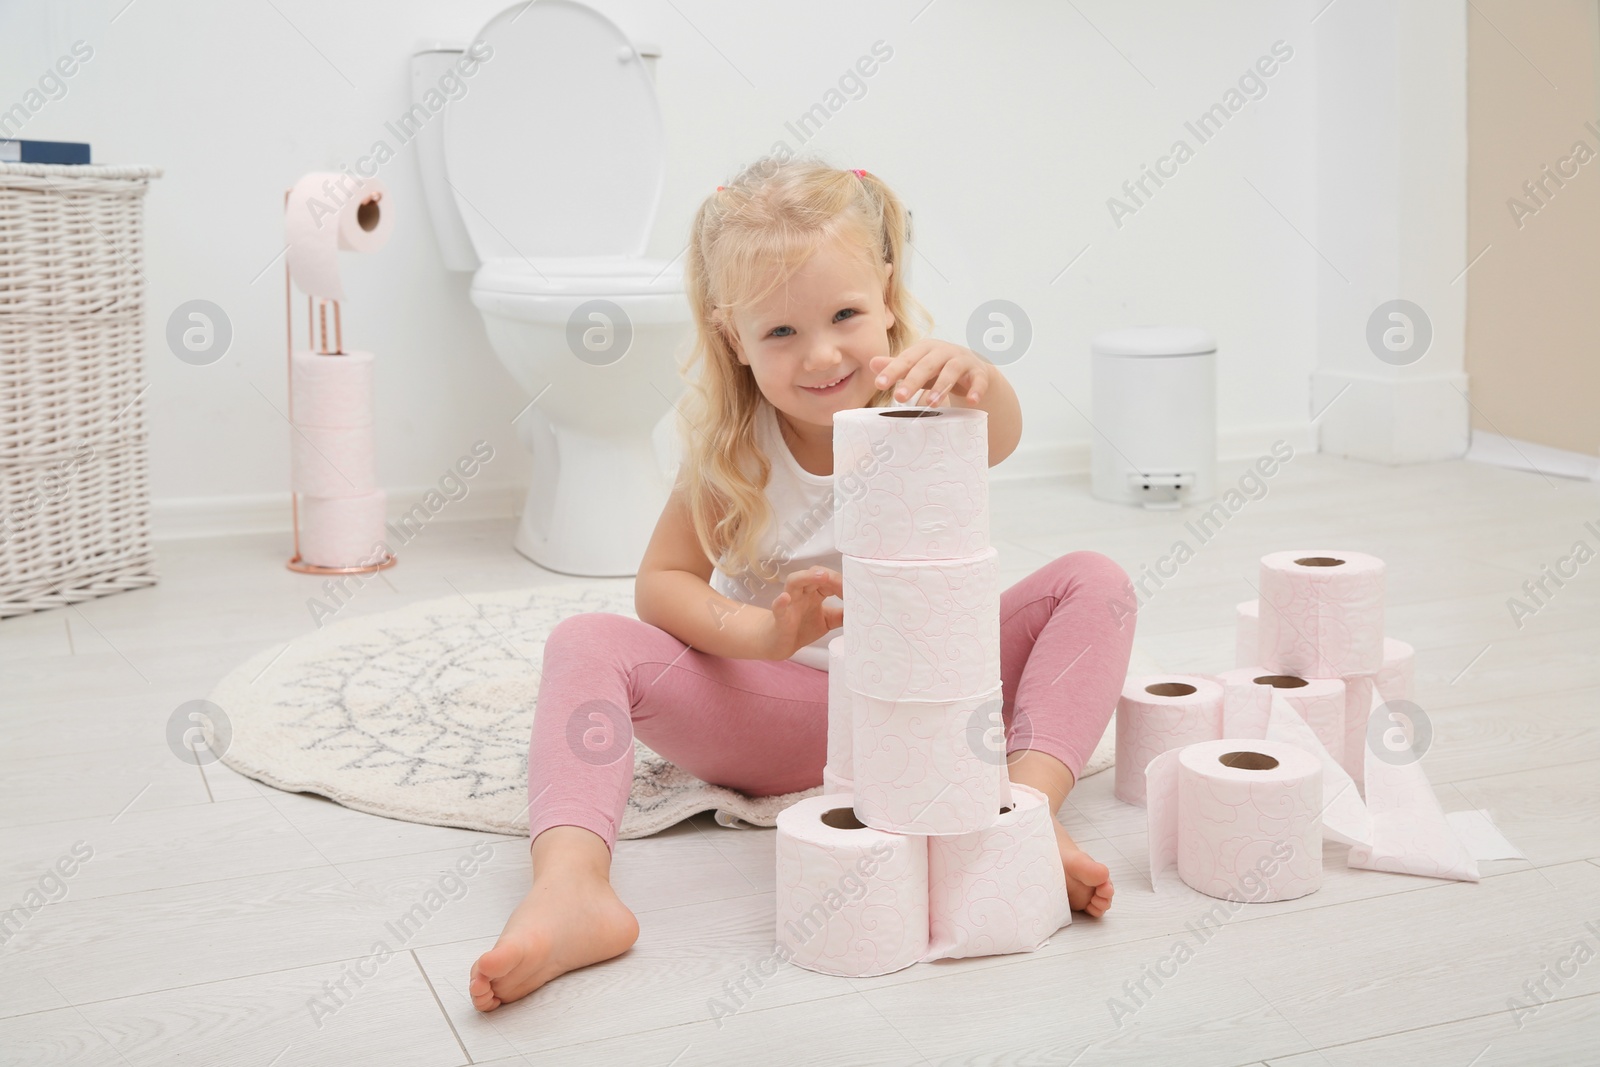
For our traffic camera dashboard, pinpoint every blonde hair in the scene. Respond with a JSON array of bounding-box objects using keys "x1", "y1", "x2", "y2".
[{"x1": 676, "y1": 155, "x2": 932, "y2": 587}]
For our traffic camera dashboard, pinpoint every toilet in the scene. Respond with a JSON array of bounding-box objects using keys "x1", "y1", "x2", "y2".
[{"x1": 412, "y1": 0, "x2": 692, "y2": 577}]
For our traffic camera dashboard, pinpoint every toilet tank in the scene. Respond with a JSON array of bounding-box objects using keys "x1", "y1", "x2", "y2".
[
  {"x1": 410, "y1": 37, "x2": 662, "y2": 274},
  {"x1": 410, "y1": 43, "x2": 478, "y2": 272}
]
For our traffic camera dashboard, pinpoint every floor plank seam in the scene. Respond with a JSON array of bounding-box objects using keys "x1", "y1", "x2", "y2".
[
  {"x1": 1435, "y1": 753, "x2": 1599, "y2": 787},
  {"x1": 409, "y1": 948, "x2": 474, "y2": 1064},
  {"x1": 1243, "y1": 986, "x2": 1600, "y2": 1065}
]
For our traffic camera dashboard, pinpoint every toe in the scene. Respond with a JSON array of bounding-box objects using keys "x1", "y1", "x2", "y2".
[
  {"x1": 1091, "y1": 883, "x2": 1115, "y2": 918},
  {"x1": 470, "y1": 944, "x2": 524, "y2": 1012},
  {"x1": 468, "y1": 968, "x2": 499, "y2": 1012},
  {"x1": 474, "y1": 943, "x2": 521, "y2": 983}
]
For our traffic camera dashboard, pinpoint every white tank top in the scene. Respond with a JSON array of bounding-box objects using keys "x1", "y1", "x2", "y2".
[{"x1": 707, "y1": 401, "x2": 842, "y2": 671}]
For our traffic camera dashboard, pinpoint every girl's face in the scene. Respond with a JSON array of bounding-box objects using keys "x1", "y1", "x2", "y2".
[{"x1": 727, "y1": 235, "x2": 895, "y2": 428}]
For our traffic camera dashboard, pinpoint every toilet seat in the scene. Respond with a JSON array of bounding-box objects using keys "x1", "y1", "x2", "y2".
[
  {"x1": 444, "y1": 0, "x2": 665, "y2": 262},
  {"x1": 471, "y1": 254, "x2": 688, "y2": 326},
  {"x1": 473, "y1": 255, "x2": 683, "y2": 297}
]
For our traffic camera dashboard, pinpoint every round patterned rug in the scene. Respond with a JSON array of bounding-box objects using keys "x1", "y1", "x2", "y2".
[{"x1": 208, "y1": 582, "x2": 1122, "y2": 840}]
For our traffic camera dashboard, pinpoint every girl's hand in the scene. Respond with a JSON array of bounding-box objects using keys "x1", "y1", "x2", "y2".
[
  {"x1": 762, "y1": 566, "x2": 844, "y2": 660},
  {"x1": 870, "y1": 340, "x2": 991, "y2": 407}
]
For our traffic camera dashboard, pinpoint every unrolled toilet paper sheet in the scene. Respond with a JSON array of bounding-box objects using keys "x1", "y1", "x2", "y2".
[
  {"x1": 1261, "y1": 692, "x2": 1371, "y2": 848},
  {"x1": 1345, "y1": 686, "x2": 1479, "y2": 882},
  {"x1": 1444, "y1": 810, "x2": 1525, "y2": 861},
  {"x1": 1340, "y1": 638, "x2": 1415, "y2": 788}
]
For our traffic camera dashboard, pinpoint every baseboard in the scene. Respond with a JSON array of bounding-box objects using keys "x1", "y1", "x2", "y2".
[
  {"x1": 153, "y1": 483, "x2": 526, "y2": 542},
  {"x1": 1465, "y1": 430, "x2": 1599, "y2": 481},
  {"x1": 153, "y1": 423, "x2": 1316, "y2": 541}
]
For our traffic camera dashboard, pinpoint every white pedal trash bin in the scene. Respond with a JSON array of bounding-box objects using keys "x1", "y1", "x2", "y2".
[{"x1": 1089, "y1": 327, "x2": 1216, "y2": 509}]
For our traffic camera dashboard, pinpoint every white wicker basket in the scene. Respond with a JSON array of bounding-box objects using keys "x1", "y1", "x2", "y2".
[{"x1": 0, "y1": 163, "x2": 161, "y2": 617}]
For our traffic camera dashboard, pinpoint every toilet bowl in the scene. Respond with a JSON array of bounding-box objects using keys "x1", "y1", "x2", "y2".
[{"x1": 412, "y1": 1, "x2": 692, "y2": 577}]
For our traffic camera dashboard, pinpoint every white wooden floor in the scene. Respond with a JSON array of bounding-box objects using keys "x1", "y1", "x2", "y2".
[{"x1": 3, "y1": 452, "x2": 1598, "y2": 1066}]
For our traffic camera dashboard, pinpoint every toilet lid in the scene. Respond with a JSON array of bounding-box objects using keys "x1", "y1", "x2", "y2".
[{"x1": 444, "y1": 0, "x2": 665, "y2": 260}]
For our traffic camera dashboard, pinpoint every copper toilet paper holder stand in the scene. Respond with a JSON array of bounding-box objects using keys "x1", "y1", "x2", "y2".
[{"x1": 282, "y1": 188, "x2": 396, "y2": 577}]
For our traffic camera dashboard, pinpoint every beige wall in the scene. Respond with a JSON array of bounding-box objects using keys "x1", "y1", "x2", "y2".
[{"x1": 1467, "y1": 0, "x2": 1600, "y2": 457}]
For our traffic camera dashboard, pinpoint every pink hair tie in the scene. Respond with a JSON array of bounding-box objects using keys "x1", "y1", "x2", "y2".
[{"x1": 852, "y1": 169, "x2": 867, "y2": 178}]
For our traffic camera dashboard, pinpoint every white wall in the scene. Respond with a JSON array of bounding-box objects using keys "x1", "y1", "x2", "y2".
[{"x1": 1, "y1": 0, "x2": 1368, "y2": 538}]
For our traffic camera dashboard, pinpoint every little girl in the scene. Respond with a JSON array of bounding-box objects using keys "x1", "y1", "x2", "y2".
[{"x1": 469, "y1": 157, "x2": 1137, "y2": 1012}]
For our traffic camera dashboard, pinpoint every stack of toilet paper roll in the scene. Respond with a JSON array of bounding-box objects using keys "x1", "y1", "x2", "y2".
[
  {"x1": 1114, "y1": 549, "x2": 1482, "y2": 903},
  {"x1": 285, "y1": 171, "x2": 394, "y2": 568},
  {"x1": 290, "y1": 350, "x2": 385, "y2": 567},
  {"x1": 774, "y1": 406, "x2": 1072, "y2": 977}
]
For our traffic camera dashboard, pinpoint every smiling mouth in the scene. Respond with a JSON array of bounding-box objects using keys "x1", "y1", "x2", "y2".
[{"x1": 801, "y1": 371, "x2": 854, "y2": 392}]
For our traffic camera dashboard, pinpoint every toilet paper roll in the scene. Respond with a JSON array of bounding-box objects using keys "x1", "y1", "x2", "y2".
[
  {"x1": 1235, "y1": 600, "x2": 1258, "y2": 669},
  {"x1": 1340, "y1": 638, "x2": 1416, "y2": 788},
  {"x1": 286, "y1": 172, "x2": 395, "y2": 301},
  {"x1": 1146, "y1": 739, "x2": 1323, "y2": 902},
  {"x1": 1258, "y1": 550, "x2": 1386, "y2": 678},
  {"x1": 833, "y1": 405, "x2": 990, "y2": 560},
  {"x1": 290, "y1": 423, "x2": 377, "y2": 498},
  {"x1": 291, "y1": 349, "x2": 374, "y2": 427},
  {"x1": 822, "y1": 638, "x2": 854, "y2": 795},
  {"x1": 298, "y1": 490, "x2": 388, "y2": 569},
  {"x1": 925, "y1": 782, "x2": 1071, "y2": 960},
  {"x1": 1113, "y1": 675, "x2": 1224, "y2": 807},
  {"x1": 841, "y1": 548, "x2": 1000, "y2": 702},
  {"x1": 1214, "y1": 671, "x2": 1369, "y2": 847},
  {"x1": 774, "y1": 794, "x2": 929, "y2": 977},
  {"x1": 1215, "y1": 668, "x2": 1345, "y2": 759},
  {"x1": 852, "y1": 682, "x2": 1011, "y2": 836}
]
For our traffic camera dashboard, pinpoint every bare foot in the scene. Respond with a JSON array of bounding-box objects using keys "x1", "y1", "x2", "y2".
[
  {"x1": 469, "y1": 831, "x2": 640, "y2": 1012},
  {"x1": 1053, "y1": 820, "x2": 1114, "y2": 918}
]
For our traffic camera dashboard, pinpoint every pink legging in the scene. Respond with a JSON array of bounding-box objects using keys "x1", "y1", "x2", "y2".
[{"x1": 527, "y1": 550, "x2": 1136, "y2": 854}]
